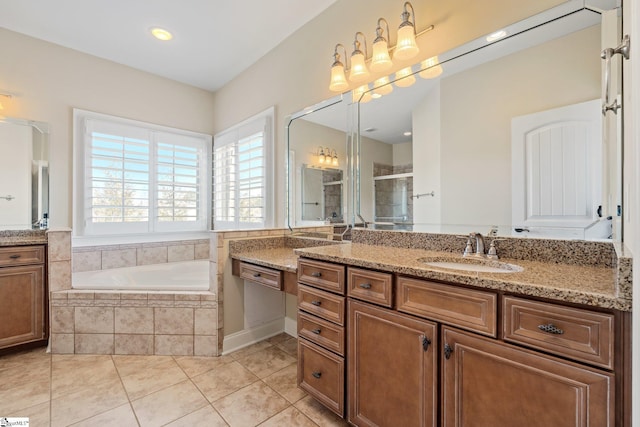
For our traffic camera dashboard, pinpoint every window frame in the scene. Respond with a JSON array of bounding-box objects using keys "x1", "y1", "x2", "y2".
[
  {"x1": 73, "y1": 109, "x2": 212, "y2": 239},
  {"x1": 213, "y1": 107, "x2": 275, "y2": 230}
]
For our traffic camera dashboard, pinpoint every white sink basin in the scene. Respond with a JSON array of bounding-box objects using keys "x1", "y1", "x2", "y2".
[{"x1": 418, "y1": 257, "x2": 523, "y2": 274}]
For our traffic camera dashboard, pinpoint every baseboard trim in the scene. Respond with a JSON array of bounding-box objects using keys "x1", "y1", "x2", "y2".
[
  {"x1": 222, "y1": 318, "x2": 284, "y2": 355},
  {"x1": 284, "y1": 316, "x2": 298, "y2": 338}
]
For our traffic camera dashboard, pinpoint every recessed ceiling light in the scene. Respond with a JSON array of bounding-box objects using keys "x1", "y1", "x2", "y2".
[
  {"x1": 371, "y1": 93, "x2": 382, "y2": 99},
  {"x1": 404, "y1": 131, "x2": 412, "y2": 136},
  {"x1": 486, "y1": 30, "x2": 507, "y2": 42},
  {"x1": 151, "y1": 27, "x2": 173, "y2": 41},
  {"x1": 364, "y1": 127, "x2": 377, "y2": 132}
]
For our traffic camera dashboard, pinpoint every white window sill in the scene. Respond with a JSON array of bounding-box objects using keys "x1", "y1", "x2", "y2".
[{"x1": 72, "y1": 231, "x2": 211, "y2": 247}]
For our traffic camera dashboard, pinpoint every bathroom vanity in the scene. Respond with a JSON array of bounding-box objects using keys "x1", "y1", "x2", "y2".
[
  {"x1": 294, "y1": 230, "x2": 631, "y2": 427},
  {"x1": 0, "y1": 232, "x2": 48, "y2": 353}
]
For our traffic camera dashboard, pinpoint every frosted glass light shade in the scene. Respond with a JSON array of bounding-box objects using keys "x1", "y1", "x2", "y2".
[
  {"x1": 329, "y1": 63, "x2": 349, "y2": 92},
  {"x1": 352, "y1": 85, "x2": 372, "y2": 103},
  {"x1": 371, "y1": 39, "x2": 392, "y2": 72},
  {"x1": 373, "y1": 76, "x2": 393, "y2": 96},
  {"x1": 394, "y1": 24, "x2": 419, "y2": 60},
  {"x1": 395, "y1": 67, "x2": 416, "y2": 87},
  {"x1": 349, "y1": 51, "x2": 369, "y2": 82},
  {"x1": 419, "y1": 56, "x2": 443, "y2": 79}
]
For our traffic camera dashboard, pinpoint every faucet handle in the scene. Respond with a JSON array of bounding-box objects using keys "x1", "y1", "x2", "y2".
[
  {"x1": 463, "y1": 237, "x2": 474, "y2": 257},
  {"x1": 486, "y1": 238, "x2": 507, "y2": 260}
]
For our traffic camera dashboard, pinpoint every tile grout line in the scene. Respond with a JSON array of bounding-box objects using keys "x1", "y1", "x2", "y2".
[{"x1": 112, "y1": 354, "x2": 142, "y2": 426}]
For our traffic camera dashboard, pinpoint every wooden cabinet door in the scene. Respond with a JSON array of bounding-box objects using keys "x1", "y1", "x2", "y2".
[
  {"x1": 348, "y1": 300, "x2": 438, "y2": 427},
  {"x1": 442, "y1": 327, "x2": 614, "y2": 427},
  {"x1": 0, "y1": 265, "x2": 46, "y2": 349}
]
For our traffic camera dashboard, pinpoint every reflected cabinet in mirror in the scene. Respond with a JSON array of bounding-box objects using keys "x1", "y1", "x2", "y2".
[
  {"x1": 0, "y1": 117, "x2": 50, "y2": 230},
  {"x1": 286, "y1": 2, "x2": 623, "y2": 241}
]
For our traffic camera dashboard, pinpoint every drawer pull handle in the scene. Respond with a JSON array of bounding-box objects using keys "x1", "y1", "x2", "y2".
[
  {"x1": 9, "y1": 254, "x2": 21, "y2": 259},
  {"x1": 312, "y1": 371, "x2": 322, "y2": 379},
  {"x1": 253, "y1": 273, "x2": 261, "y2": 278},
  {"x1": 444, "y1": 343, "x2": 453, "y2": 360},
  {"x1": 538, "y1": 323, "x2": 564, "y2": 335},
  {"x1": 359, "y1": 283, "x2": 372, "y2": 289},
  {"x1": 422, "y1": 336, "x2": 431, "y2": 351},
  {"x1": 311, "y1": 272, "x2": 322, "y2": 278},
  {"x1": 311, "y1": 328, "x2": 322, "y2": 335},
  {"x1": 311, "y1": 300, "x2": 322, "y2": 306}
]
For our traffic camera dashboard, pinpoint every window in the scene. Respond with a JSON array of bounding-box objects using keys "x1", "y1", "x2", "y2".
[
  {"x1": 214, "y1": 107, "x2": 274, "y2": 229},
  {"x1": 73, "y1": 110, "x2": 211, "y2": 237}
]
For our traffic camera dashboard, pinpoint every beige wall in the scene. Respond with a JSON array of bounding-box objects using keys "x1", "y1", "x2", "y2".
[
  {"x1": 212, "y1": 0, "x2": 567, "y2": 227},
  {"x1": 0, "y1": 29, "x2": 215, "y2": 228},
  {"x1": 393, "y1": 142, "x2": 413, "y2": 166},
  {"x1": 359, "y1": 137, "x2": 393, "y2": 222}
]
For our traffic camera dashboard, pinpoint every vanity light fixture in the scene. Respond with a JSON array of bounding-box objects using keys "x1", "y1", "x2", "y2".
[
  {"x1": 371, "y1": 18, "x2": 393, "y2": 72},
  {"x1": 151, "y1": 27, "x2": 173, "y2": 41},
  {"x1": 373, "y1": 76, "x2": 393, "y2": 96},
  {"x1": 329, "y1": 44, "x2": 349, "y2": 92},
  {"x1": 0, "y1": 93, "x2": 11, "y2": 110},
  {"x1": 349, "y1": 32, "x2": 370, "y2": 82},
  {"x1": 394, "y1": 2, "x2": 419, "y2": 61},
  {"x1": 317, "y1": 146, "x2": 327, "y2": 164},
  {"x1": 419, "y1": 55, "x2": 443, "y2": 79},
  {"x1": 394, "y1": 66, "x2": 416, "y2": 87},
  {"x1": 331, "y1": 149, "x2": 339, "y2": 166}
]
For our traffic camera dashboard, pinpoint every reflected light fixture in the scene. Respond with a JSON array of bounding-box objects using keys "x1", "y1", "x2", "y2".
[
  {"x1": 352, "y1": 84, "x2": 372, "y2": 103},
  {"x1": 331, "y1": 149, "x2": 339, "y2": 166},
  {"x1": 394, "y1": 2, "x2": 419, "y2": 61},
  {"x1": 349, "y1": 32, "x2": 370, "y2": 82},
  {"x1": 419, "y1": 56, "x2": 443, "y2": 79},
  {"x1": 317, "y1": 146, "x2": 326, "y2": 164},
  {"x1": 394, "y1": 67, "x2": 416, "y2": 87},
  {"x1": 371, "y1": 18, "x2": 393, "y2": 72},
  {"x1": 486, "y1": 30, "x2": 507, "y2": 42},
  {"x1": 150, "y1": 27, "x2": 173, "y2": 41},
  {"x1": 0, "y1": 93, "x2": 12, "y2": 111},
  {"x1": 373, "y1": 76, "x2": 393, "y2": 96},
  {"x1": 329, "y1": 44, "x2": 349, "y2": 92}
]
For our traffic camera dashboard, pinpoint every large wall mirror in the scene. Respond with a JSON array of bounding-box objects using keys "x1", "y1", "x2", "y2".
[
  {"x1": 286, "y1": 1, "x2": 622, "y2": 241},
  {"x1": 0, "y1": 117, "x2": 50, "y2": 230}
]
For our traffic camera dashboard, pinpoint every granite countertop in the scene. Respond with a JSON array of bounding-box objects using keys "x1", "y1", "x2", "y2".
[
  {"x1": 294, "y1": 243, "x2": 630, "y2": 311},
  {"x1": 231, "y1": 247, "x2": 299, "y2": 272},
  {"x1": 0, "y1": 230, "x2": 47, "y2": 247}
]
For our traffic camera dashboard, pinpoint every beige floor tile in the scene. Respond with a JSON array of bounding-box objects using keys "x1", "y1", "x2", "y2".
[
  {"x1": 51, "y1": 376, "x2": 129, "y2": 427},
  {"x1": 51, "y1": 354, "x2": 119, "y2": 398},
  {"x1": 112, "y1": 354, "x2": 174, "y2": 377},
  {"x1": 164, "y1": 404, "x2": 228, "y2": 427},
  {"x1": 266, "y1": 332, "x2": 292, "y2": 345},
  {"x1": 6, "y1": 400, "x2": 50, "y2": 426},
  {"x1": 262, "y1": 364, "x2": 307, "y2": 404},
  {"x1": 70, "y1": 403, "x2": 139, "y2": 426},
  {"x1": 0, "y1": 377, "x2": 50, "y2": 415},
  {"x1": 294, "y1": 396, "x2": 348, "y2": 427},
  {"x1": 131, "y1": 380, "x2": 209, "y2": 427},
  {"x1": 275, "y1": 337, "x2": 298, "y2": 357},
  {"x1": 0, "y1": 358, "x2": 51, "y2": 391},
  {"x1": 120, "y1": 357, "x2": 188, "y2": 400},
  {"x1": 259, "y1": 406, "x2": 319, "y2": 427},
  {"x1": 213, "y1": 381, "x2": 290, "y2": 427},
  {"x1": 0, "y1": 347, "x2": 49, "y2": 370},
  {"x1": 174, "y1": 354, "x2": 234, "y2": 378},
  {"x1": 192, "y1": 361, "x2": 259, "y2": 402},
  {"x1": 235, "y1": 346, "x2": 296, "y2": 379},
  {"x1": 228, "y1": 341, "x2": 273, "y2": 360}
]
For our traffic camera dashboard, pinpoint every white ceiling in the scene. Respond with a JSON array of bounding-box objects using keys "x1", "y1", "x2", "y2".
[{"x1": 0, "y1": 0, "x2": 338, "y2": 92}]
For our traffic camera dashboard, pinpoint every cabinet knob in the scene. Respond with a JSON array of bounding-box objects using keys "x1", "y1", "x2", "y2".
[
  {"x1": 311, "y1": 300, "x2": 322, "y2": 306},
  {"x1": 9, "y1": 254, "x2": 21, "y2": 259},
  {"x1": 359, "y1": 283, "x2": 372, "y2": 289},
  {"x1": 538, "y1": 323, "x2": 564, "y2": 335},
  {"x1": 312, "y1": 371, "x2": 322, "y2": 379},
  {"x1": 422, "y1": 336, "x2": 431, "y2": 351},
  {"x1": 444, "y1": 343, "x2": 453, "y2": 360},
  {"x1": 311, "y1": 272, "x2": 322, "y2": 278},
  {"x1": 253, "y1": 272, "x2": 261, "y2": 278},
  {"x1": 311, "y1": 328, "x2": 322, "y2": 335}
]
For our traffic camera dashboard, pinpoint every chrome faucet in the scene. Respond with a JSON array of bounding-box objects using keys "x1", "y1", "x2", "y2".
[{"x1": 463, "y1": 232, "x2": 486, "y2": 258}]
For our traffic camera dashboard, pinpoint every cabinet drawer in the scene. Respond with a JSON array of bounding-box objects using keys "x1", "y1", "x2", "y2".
[
  {"x1": 347, "y1": 267, "x2": 393, "y2": 308},
  {"x1": 503, "y1": 296, "x2": 615, "y2": 369},
  {"x1": 397, "y1": 276, "x2": 497, "y2": 337},
  {"x1": 298, "y1": 311, "x2": 345, "y2": 356},
  {"x1": 239, "y1": 262, "x2": 282, "y2": 291},
  {"x1": 298, "y1": 338, "x2": 345, "y2": 418},
  {"x1": 298, "y1": 259, "x2": 345, "y2": 295},
  {"x1": 0, "y1": 245, "x2": 45, "y2": 267},
  {"x1": 298, "y1": 284, "x2": 345, "y2": 326}
]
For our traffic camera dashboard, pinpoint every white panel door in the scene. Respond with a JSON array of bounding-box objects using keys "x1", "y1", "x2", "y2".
[{"x1": 512, "y1": 99, "x2": 602, "y2": 234}]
